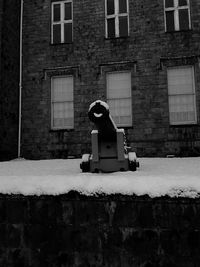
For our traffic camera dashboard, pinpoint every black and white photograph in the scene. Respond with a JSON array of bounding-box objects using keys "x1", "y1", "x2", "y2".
[{"x1": 0, "y1": 0, "x2": 200, "y2": 266}]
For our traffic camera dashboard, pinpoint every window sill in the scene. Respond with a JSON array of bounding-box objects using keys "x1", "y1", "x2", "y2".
[
  {"x1": 165, "y1": 29, "x2": 192, "y2": 34},
  {"x1": 169, "y1": 122, "x2": 198, "y2": 127},
  {"x1": 50, "y1": 42, "x2": 73, "y2": 46},
  {"x1": 50, "y1": 128, "x2": 74, "y2": 132},
  {"x1": 104, "y1": 36, "x2": 130, "y2": 41},
  {"x1": 118, "y1": 126, "x2": 133, "y2": 129}
]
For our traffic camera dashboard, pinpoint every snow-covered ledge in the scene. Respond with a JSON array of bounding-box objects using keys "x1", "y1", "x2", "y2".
[
  {"x1": 1, "y1": 159, "x2": 200, "y2": 266},
  {"x1": 0, "y1": 157, "x2": 200, "y2": 197}
]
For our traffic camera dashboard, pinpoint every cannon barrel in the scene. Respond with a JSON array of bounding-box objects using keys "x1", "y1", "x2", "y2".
[{"x1": 88, "y1": 100, "x2": 117, "y2": 140}]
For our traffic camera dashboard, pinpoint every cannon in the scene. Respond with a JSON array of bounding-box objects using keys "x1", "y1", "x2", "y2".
[{"x1": 80, "y1": 100, "x2": 139, "y2": 173}]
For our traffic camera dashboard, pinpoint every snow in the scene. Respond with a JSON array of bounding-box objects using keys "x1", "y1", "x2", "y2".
[
  {"x1": 0, "y1": 157, "x2": 200, "y2": 197},
  {"x1": 128, "y1": 152, "x2": 137, "y2": 162},
  {"x1": 81, "y1": 154, "x2": 90, "y2": 162},
  {"x1": 89, "y1": 100, "x2": 109, "y2": 111},
  {"x1": 117, "y1": 128, "x2": 125, "y2": 133},
  {"x1": 91, "y1": 130, "x2": 98, "y2": 134}
]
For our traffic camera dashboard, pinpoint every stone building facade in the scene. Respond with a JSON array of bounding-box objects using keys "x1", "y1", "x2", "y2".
[
  {"x1": 18, "y1": 0, "x2": 200, "y2": 159},
  {"x1": 0, "y1": 0, "x2": 21, "y2": 160}
]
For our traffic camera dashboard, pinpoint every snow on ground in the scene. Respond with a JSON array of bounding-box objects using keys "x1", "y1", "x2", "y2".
[{"x1": 0, "y1": 157, "x2": 200, "y2": 197}]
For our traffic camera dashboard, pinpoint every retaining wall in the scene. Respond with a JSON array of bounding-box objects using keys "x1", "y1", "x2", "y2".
[{"x1": 1, "y1": 192, "x2": 200, "y2": 267}]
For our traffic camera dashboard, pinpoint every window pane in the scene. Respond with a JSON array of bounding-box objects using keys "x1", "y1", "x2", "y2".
[
  {"x1": 52, "y1": 77, "x2": 73, "y2": 101},
  {"x1": 53, "y1": 24, "x2": 61, "y2": 43},
  {"x1": 178, "y1": 0, "x2": 188, "y2": 6},
  {"x1": 108, "y1": 98, "x2": 132, "y2": 126},
  {"x1": 107, "y1": 0, "x2": 115, "y2": 15},
  {"x1": 64, "y1": 23, "x2": 72, "y2": 43},
  {"x1": 53, "y1": 4, "x2": 61, "y2": 22},
  {"x1": 165, "y1": 0, "x2": 174, "y2": 8},
  {"x1": 119, "y1": 0, "x2": 127, "y2": 13},
  {"x1": 165, "y1": 11, "x2": 175, "y2": 31},
  {"x1": 52, "y1": 76, "x2": 74, "y2": 128},
  {"x1": 179, "y1": 9, "x2": 189, "y2": 30},
  {"x1": 169, "y1": 95, "x2": 196, "y2": 124},
  {"x1": 107, "y1": 18, "x2": 115, "y2": 38},
  {"x1": 65, "y1": 2, "x2": 72, "y2": 20},
  {"x1": 107, "y1": 72, "x2": 131, "y2": 98},
  {"x1": 119, "y1": 16, "x2": 128, "y2": 37},
  {"x1": 107, "y1": 72, "x2": 132, "y2": 126},
  {"x1": 168, "y1": 67, "x2": 193, "y2": 95},
  {"x1": 53, "y1": 102, "x2": 73, "y2": 128},
  {"x1": 168, "y1": 67, "x2": 196, "y2": 124}
]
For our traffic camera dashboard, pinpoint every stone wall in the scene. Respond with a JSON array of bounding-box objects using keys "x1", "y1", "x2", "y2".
[
  {"x1": 21, "y1": 0, "x2": 200, "y2": 159},
  {"x1": 1, "y1": 192, "x2": 200, "y2": 266},
  {"x1": 0, "y1": 0, "x2": 21, "y2": 160}
]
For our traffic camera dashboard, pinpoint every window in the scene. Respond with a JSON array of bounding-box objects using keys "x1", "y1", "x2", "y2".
[
  {"x1": 107, "y1": 72, "x2": 132, "y2": 127},
  {"x1": 105, "y1": 0, "x2": 129, "y2": 38},
  {"x1": 167, "y1": 66, "x2": 197, "y2": 125},
  {"x1": 164, "y1": 0, "x2": 191, "y2": 32},
  {"x1": 51, "y1": 76, "x2": 74, "y2": 129},
  {"x1": 51, "y1": 0, "x2": 73, "y2": 44}
]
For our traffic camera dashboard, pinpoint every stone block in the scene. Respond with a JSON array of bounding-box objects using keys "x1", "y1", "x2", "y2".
[
  {"x1": 74, "y1": 200, "x2": 108, "y2": 226},
  {"x1": 123, "y1": 229, "x2": 159, "y2": 257},
  {"x1": 6, "y1": 199, "x2": 28, "y2": 224},
  {"x1": 0, "y1": 224, "x2": 7, "y2": 248},
  {"x1": 29, "y1": 198, "x2": 62, "y2": 225},
  {"x1": 0, "y1": 200, "x2": 6, "y2": 223},
  {"x1": 7, "y1": 224, "x2": 23, "y2": 249}
]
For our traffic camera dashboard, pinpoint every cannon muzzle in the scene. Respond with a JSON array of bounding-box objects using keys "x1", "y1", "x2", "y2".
[
  {"x1": 88, "y1": 100, "x2": 109, "y2": 123},
  {"x1": 88, "y1": 100, "x2": 117, "y2": 140}
]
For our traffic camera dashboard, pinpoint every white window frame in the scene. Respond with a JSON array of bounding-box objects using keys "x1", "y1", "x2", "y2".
[
  {"x1": 51, "y1": 0, "x2": 73, "y2": 44},
  {"x1": 106, "y1": 71, "x2": 132, "y2": 127},
  {"x1": 105, "y1": 0, "x2": 129, "y2": 38},
  {"x1": 167, "y1": 66, "x2": 197, "y2": 125},
  {"x1": 51, "y1": 75, "x2": 74, "y2": 130},
  {"x1": 164, "y1": 0, "x2": 191, "y2": 32}
]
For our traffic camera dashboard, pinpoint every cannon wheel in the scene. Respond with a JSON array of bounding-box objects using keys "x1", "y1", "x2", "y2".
[
  {"x1": 80, "y1": 154, "x2": 91, "y2": 172},
  {"x1": 128, "y1": 152, "x2": 138, "y2": 171},
  {"x1": 129, "y1": 161, "x2": 137, "y2": 171},
  {"x1": 81, "y1": 161, "x2": 90, "y2": 172}
]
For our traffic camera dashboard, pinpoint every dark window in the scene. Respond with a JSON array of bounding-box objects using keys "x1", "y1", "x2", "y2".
[
  {"x1": 106, "y1": 0, "x2": 129, "y2": 38},
  {"x1": 53, "y1": 4, "x2": 61, "y2": 22},
  {"x1": 64, "y1": 23, "x2": 72, "y2": 43},
  {"x1": 119, "y1": 0, "x2": 127, "y2": 13},
  {"x1": 166, "y1": 11, "x2": 175, "y2": 31},
  {"x1": 165, "y1": 0, "x2": 174, "y2": 8},
  {"x1": 107, "y1": 0, "x2": 115, "y2": 15},
  {"x1": 179, "y1": 0, "x2": 187, "y2": 6},
  {"x1": 65, "y1": 2, "x2": 72, "y2": 20},
  {"x1": 107, "y1": 18, "x2": 115, "y2": 37},
  {"x1": 179, "y1": 9, "x2": 189, "y2": 30},
  {"x1": 52, "y1": 1, "x2": 73, "y2": 44},
  {"x1": 119, "y1": 16, "x2": 128, "y2": 36},
  {"x1": 53, "y1": 24, "x2": 61, "y2": 43}
]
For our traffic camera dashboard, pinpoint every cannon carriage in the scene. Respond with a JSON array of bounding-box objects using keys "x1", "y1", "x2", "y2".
[{"x1": 80, "y1": 100, "x2": 139, "y2": 173}]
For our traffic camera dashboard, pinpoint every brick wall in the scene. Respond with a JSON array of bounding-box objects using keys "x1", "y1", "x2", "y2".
[
  {"x1": 1, "y1": 193, "x2": 200, "y2": 266},
  {"x1": 0, "y1": 0, "x2": 21, "y2": 160},
  {"x1": 21, "y1": 0, "x2": 200, "y2": 159}
]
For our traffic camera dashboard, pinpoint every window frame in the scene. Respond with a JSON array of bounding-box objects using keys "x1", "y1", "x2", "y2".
[
  {"x1": 51, "y1": 75, "x2": 74, "y2": 130},
  {"x1": 164, "y1": 0, "x2": 191, "y2": 32},
  {"x1": 105, "y1": 0, "x2": 129, "y2": 38},
  {"x1": 106, "y1": 71, "x2": 132, "y2": 127},
  {"x1": 51, "y1": 0, "x2": 73, "y2": 44},
  {"x1": 167, "y1": 65, "x2": 197, "y2": 126}
]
